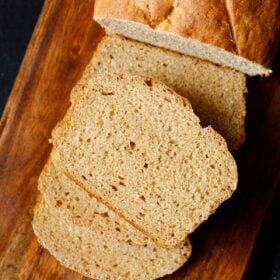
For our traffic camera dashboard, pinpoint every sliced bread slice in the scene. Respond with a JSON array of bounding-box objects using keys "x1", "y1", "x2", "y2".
[
  {"x1": 61, "y1": 34, "x2": 246, "y2": 150},
  {"x1": 39, "y1": 159, "x2": 150, "y2": 246},
  {"x1": 52, "y1": 73, "x2": 238, "y2": 248},
  {"x1": 32, "y1": 196, "x2": 191, "y2": 280}
]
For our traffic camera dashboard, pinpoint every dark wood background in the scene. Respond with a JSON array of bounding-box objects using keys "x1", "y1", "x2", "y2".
[{"x1": 0, "y1": 1, "x2": 280, "y2": 279}]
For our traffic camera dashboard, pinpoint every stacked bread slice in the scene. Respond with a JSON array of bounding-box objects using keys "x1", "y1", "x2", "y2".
[
  {"x1": 33, "y1": 171, "x2": 191, "y2": 279},
  {"x1": 33, "y1": 72, "x2": 238, "y2": 279},
  {"x1": 70, "y1": 34, "x2": 247, "y2": 150}
]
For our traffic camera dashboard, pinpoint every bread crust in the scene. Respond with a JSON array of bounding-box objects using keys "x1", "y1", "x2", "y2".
[
  {"x1": 94, "y1": 0, "x2": 280, "y2": 70},
  {"x1": 225, "y1": 0, "x2": 280, "y2": 68},
  {"x1": 158, "y1": 0, "x2": 237, "y2": 53}
]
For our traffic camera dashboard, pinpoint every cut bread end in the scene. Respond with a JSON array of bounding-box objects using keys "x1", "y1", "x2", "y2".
[{"x1": 94, "y1": 17, "x2": 271, "y2": 76}]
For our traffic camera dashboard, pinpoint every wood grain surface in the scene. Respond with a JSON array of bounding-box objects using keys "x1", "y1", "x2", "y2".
[{"x1": 0, "y1": 0, "x2": 279, "y2": 279}]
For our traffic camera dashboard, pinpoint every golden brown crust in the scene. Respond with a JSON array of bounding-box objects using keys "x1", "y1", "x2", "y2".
[
  {"x1": 94, "y1": 0, "x2": 280, "y2": 69},
  {"x1": 225, "y1": 0, "x2": 280, "y2": 67},
  {"x1": 95, "y1": 0, "x2": 175, "y2": 26},
  {"x1": 94, "y1": 0, "x2": 147, "y2": 24},
  {"x1": 141, "y1": 0, "x2": 174, "y2": 26},
  {"x1": 157, "y1": 0, "x2": 237, "y2": 53}
]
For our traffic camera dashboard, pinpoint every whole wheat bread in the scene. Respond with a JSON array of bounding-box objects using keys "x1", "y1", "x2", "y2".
[
  {"x1": 94, "y1": 0, "x2": 280, "y2": 76},
  {"x1": 33, "y1": 196, "x2": 191, "y2": 280},
  {"x1": 61, "y1": 34, "x2": 246, "y2": 150},
  {"x1": 52, "y1": 73, "x2": 238, "y2": 248},
  {"x1": 39, "y1": 160, "x2": 151, "y2": 246}
]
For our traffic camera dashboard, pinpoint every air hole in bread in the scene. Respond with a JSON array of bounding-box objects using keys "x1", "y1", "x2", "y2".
[
  {"x1": 101, "y1": 91, "x2": 114, "y2": 96},
  {"x1": 110, "y1": 185, "x2": 118, "y2": 191},
  {"x1": 99, "y1": 212, "x2": 109, "y2": 218},
  {"x1": 55, "y1": 200, "x2": 62, "y2": 207},
  {"x1": 129, "y1": 141, "x2": 136, "y2": 150},
  {"x1": 82, "y1": 175, "x2": 87, "y2": 181},
  {"x1": 139, "y1": 195, "x2": 146, "y2": 202},
  {"x1": 144, "y1": 78, "x2": 153, "y2": 87},
  {"x1": 143, "y1": 163, "x2": 148, "y2": 169}
]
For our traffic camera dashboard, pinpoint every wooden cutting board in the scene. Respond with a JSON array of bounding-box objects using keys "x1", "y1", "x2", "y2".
[{"x1": 0, "y1": 1, "x2": 280, "y2": 279}]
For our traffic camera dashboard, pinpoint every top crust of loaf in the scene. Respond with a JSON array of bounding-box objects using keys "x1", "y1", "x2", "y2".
[
  {"x1": 94, "y1": 0, "x2": 280, "y2": 75},
  {"x1": 53, "y1": 73, "x2": 238, "y2": 248},
  {"x1": 225, "y1": 0, "x2": 280, "y2": 68}
]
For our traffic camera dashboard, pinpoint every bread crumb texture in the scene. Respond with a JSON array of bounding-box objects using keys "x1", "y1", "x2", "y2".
[
  {"x1": 64, "y1": 34, "x2": 246, "y2": 150},
  {"x1": 53, "y1": 73, "x2": 238, "y2": 248},
  {"x1": 32, "y1": 196, "x2": 191, "y2": 280}
]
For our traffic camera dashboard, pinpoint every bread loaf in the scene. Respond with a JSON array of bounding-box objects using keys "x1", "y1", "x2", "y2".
[
  {"x1": 94, "y1": 0, "x2": 280, "y2": 76},
  {"x1": 62, "y1": 34, "x2": 246, "y2": 150},
  {"x1": 52, "y1": 73, "x2": 238, "y2": 248},
  {"x1": 33, "y1": 196, "x2": 192, "y2": 280}
]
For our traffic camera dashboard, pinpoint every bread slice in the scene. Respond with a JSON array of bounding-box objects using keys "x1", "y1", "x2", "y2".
[
  {"x1": 60, "y1": 34, "x2": 246, "y2": 150},
  {"x1": 32, "y1": 196, "x2": 192, "y2": 280},
  {"x1": 52, "y1": 73, "x2": 238, "y2": 248},
  {"x1": 94, "y1": 0, "x2": 280, "y2": 76},
  {"x1": 39, "y1": 159, "x2": 150, "y2": 246}
]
